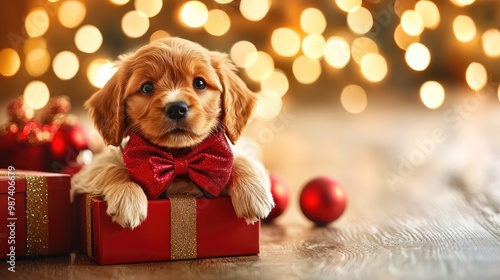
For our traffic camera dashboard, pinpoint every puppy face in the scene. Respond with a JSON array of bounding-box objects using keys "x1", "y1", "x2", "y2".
[{"x1": 85, "y1": 38, "x2": 257, "y2": 148}]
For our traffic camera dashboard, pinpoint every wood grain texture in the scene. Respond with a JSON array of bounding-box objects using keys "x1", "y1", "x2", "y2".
[{"x1": 2, "y1": 97, "x2": 500, "y2": 279}]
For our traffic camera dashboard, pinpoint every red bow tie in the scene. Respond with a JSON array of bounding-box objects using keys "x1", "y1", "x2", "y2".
[{"x1": 123, "y1": 132, "x2": 233, "y2": 199}]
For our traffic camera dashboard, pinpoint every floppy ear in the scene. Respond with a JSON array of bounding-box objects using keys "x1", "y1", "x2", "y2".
[
  {"x1": 211, "y1": 52, "x2": 257, "y2": 144},
  {"x1": 84, "y1": 69, "x2": 127, "y2": 146}
]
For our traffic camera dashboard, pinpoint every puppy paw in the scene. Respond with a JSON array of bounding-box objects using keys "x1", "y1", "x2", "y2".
[
  {"x1": 103, "y1": 182, "x2": 148, "y2": 229},
  {"x1": 229, "y1": 156, "x2": 275, "y2": 224}
]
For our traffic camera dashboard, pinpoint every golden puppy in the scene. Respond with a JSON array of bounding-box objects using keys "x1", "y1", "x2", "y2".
[{"x1": 71, "y1": 37, "x2": 274, "y2": 228}]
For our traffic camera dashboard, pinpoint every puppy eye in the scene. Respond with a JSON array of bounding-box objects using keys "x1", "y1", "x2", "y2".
[
  {"x1": 140, "y1": 82, "x2": 154, "y2": 94},
  {"x1": 193, "y1": 77, "x2": 207, "y2": 90}
]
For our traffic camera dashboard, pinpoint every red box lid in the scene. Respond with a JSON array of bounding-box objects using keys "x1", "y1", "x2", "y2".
[{"x1": 0, "y1": 169, "x2": 70, "y2": 193}]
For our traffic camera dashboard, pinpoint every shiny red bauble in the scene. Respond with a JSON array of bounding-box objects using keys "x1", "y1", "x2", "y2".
[
  {"x1": 264, "y1": 174, "x2": 290, "y2": 221},
  {"x1": 299, "y1": 177, "x2": 347, "y2": 225}
]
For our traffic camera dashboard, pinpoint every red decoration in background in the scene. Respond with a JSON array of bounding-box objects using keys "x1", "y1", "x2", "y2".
[
  {"x1": 264, "y1": 174, "x2": 290, "y2": 222},
  {"x1": 0, "y1": 96, "x2": 89, "y2": 173},
  {"x1": 299, "y1": 177, "x2": 347, "y2": 226}
]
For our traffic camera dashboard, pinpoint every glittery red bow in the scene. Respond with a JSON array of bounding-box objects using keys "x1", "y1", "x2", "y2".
[{"x1": 123, "y1": 132, "x2": 233, "y2": 199}]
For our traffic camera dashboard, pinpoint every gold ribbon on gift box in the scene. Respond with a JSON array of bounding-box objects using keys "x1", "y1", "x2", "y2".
[
  {"x1": 1, "y1": 173, "x2": 49, "y2": 256},
  {"x1": 84, "y1": 194, "x2": 198, "y2": 260}
]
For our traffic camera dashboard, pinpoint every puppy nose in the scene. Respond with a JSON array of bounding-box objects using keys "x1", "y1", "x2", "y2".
[{"x1": 165, "y1": 101, "x2": 189, "y2": 120}]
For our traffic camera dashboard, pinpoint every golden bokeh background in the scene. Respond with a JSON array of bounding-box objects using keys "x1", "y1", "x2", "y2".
[{"x1": 0, "y1": 0, "x2": 499, "y2": 120}]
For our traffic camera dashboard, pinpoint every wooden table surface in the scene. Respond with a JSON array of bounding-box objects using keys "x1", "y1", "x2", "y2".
[{"x1": 2, "y1": 93, "x2": 500, "y2": 280}]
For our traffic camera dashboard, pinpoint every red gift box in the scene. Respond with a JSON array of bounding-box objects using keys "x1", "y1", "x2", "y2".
[
  {"x1": 78, "y1": 195, "x2": 260, "y2": 265},
  {"x1": 0, "y1": 169, "x2": 71, "y2": 258}
]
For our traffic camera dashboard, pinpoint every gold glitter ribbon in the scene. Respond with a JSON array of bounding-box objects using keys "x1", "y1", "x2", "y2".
[
  {"x1": 25, "y1": 175, "x2": 49, "y2": 256},
  {"x1": 85, "y1": 194, "x2": 93, "y2": 258},
  {"x1": 170, "y1": 195, "x2": 197, "y2": 260}
]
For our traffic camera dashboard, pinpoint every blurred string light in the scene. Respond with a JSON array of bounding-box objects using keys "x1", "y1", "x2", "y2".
[
  {"x1": 466, "y1": 62, "x2": 487, "y2": 91},
  {"x1": 245, "y1": 51, "x2": 274, "y2": 82},
  {"x1": 405, "y1": 43, "x2": 431, "y2": 71},
  {"x1": 75, "y1": 25, "x2": 103, "y2": 53},
  {"x1": 24, "y1": 81, "x2": 50, "y2": 109},
  {"x1": 300, "y1": 8, "x2": 327, "y2": 34},
  {"x1": 302, "y1": 34, "x2": 325, "y2": 59},
  {"x1": 324, "y1": 37, "x2": 351, "y2": 69},
  {"x1": 360, "y1": 53, "x2": 388, "y2": 82},
  {"x1": 87, "y1": 59, "x2": 118, "y2": 88},
  {"x1": 335, "y1": 0, "x2": 362, "y2": 13},
  {"x1": 347, "y1": 6, "x2": 373, "y2": 35},
  {"x1": 420, "y1": 81, "x2": 445, "y2": 109},
  {"x1": 239, "y1": 0, "x2": 270, "y2": 21},
  {"x1": 25, "y1": 8, "x2": 50, "y2": 38},
  {"x1": 292, "y1": 55, "x2": 321, "y2": 84},
  {"x1": 340, "y1": 84, "x2": 367, "y2": 114},
  {"x1": 0, "y1": 48, "x2": 21, "y2": 77},
  {"x1": 204, "y1": 9, "x2": 231, "y2": 36},
  {"x1": 481, "y1": 29, "x2": 500, "y2": 58},
  {"x1": 401, "y1": 10, "x2": 424, "y2": 36},
  {"x1": 135, "y1": 0, "x2": 163, "y2": 18},
  {"x1": 415, "y1": 1, "x2": 440, "y2": 30},
  {"x1": 110, "y1": 0, "x2": 130, "y2": 5},
  {"x1": 453, "y1": 15, "x2": 476, "y2": 42},
  {"x1": 271, "y1": 28, "x2": 301, "y2": 57},
  {"x1": 25, "y1": 48, "x2": 50, "y2": 77},
  {"x1": 150, "y1": 30, "x2": 170, "y2": 42},
  {"x1": 394, "y1": 24, "x2": 420, "y2": 50},
  {"x1": 498, "y1": 85, "x2": 500, "y2": 102},
  {"x1": 53, "y1": 51, "x2": 79, "y2": 80},
  {"x1": 255, "y1": 90, "x2": 282, "y2": 119},
  {"x1": 351, "y1": 37, "x2": 378, "y2": 64},
  {"x1": 180, "y1": 1, "x2": 208, "y2": 28},
  {"x1": 230, "y1": 41, "x2": 258, "y2": 68},
  {"x1": 23, "y1": 37, "x2": 47, "y2": 55},
  {"x1": 261, "y1": 70, "x2": 289, "y2": 97},
  {"x1": 58, "y1": 0, "x2": 86, "y2": 28},
  {"x1": 215, "y1": 0, "x2": 233, "y2": 3},
  {"x1": 450, "y1": 0, "x2": 476, "y2": 7},
  {"x1": 122, "y1": 10, "x2": 150, "y2": 38}
]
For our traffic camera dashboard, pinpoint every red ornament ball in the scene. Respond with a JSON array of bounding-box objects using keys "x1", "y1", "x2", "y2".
[
  {"x1": 264, "y1": 174, "x2": 290, "y2": 221},
  {"x1": 299, "y1": 177, "x2": 347, "y2": 225}
]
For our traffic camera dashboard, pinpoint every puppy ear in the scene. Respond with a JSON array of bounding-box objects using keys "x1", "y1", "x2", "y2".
[
  {"x1": 84, "y1": 69, "x2": 126, "y2": 146},
  {"x1": 211, "y1": 52, "x2": 257, "y2": 144}
]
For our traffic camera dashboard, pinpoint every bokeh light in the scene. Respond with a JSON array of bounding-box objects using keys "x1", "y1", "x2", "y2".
[
  {"x1": 300, "y1": 8, "x2": 327, "y2": 35},
  {"x1": 324, "y1": 37, "x2": 351, "y2": 69},
  {"x1": 215, "y1": 0, "x2": 233, "y2": 3},
  {"x1": 255, "y1": 90, "x2": 282, "y2": 119},
  {"x1": 405, "y1": 43, "x2": 431, "y2": 71},
  {"x1": 302, "y1": 34, "x2": 325, "y2": 59},
  {"x1": 292, "y1": 55, "x2": 322, "y2": 84},
  {"x1": 204, "y1": 9, "x2": 231, "y2": 36},
  {"x1": 135, "y1": 0, "x2": 163, "y2": 18},
  {"x1": 453, "y1": 15, "x2": 476, "y2": 42},
  {"x1": 87, "y1": 59, "x2": 118, "y2": 88},
  {"x1": 420, "y1": 81, "x2": 445, "y2": 109},
  {"x1": 394, "y1": 0, "x2": 416, "y2": 18},
  {"x1": 25, "y1": 8, "x2": 50, "y2": 37},
  {"x1": 271, "y1": 28, "x2": 301, "y2": 57},
  {"x1": 23, "y1": 38, "x2": 47, "y2": 55},
  {"x1": 394, "y1": 24, "x2": 420, "y2": 50},
  {"x1": 230, "y1": 41, "x2": 258, "y2": 68},
  {"x1": 401, "y1": 10, "x2": 424, "y2": 36},
  {"x1": 24, "y1": 81, "x2": 50, "y2": 109},
  {"x1": 340, "y1": 84, "x2": 367, "y2": 114},
  {"x1": 240, "y1": 0, "x2": 270, "y2": 21},
  {"x1": 415, "y1": 1, "x2": 440, "y2": 30},
  {"x1": 481, "y1": 29, "x2": 500, "y2": 58},
  {"x1": 53, "y1": 51, "x2": 80, "y2": 80},
  {"x1": 110, "y1": 0, "x2": 130, "y2": 5},
  {"x1": 58, "y1": 0, "x2": 87, "y2": 28},
  {"x1": 150, "y1": 30, "x2": 170, "y2": 42},
  {"x1": 351, "y1": 37, "x2": 378, "y2": 64},
  {"x1": 465, "y1": 62, "x2": 487, "y2": 91},
  {"x1": 122, "y1": 10, "x2": 150, "y2": 37},
  {"x1": 360, "y1": 53, "x2": 387, "y2": 83},
  {"x1": 0, "y1": 48, "x2": 21, "y2": 77},
  {"x1": 25, "y1": 49, "x2": 50, "y2": 77},
  {"x1": 75, "y1": 25, "x2": 103, "y2": 53},
  {"x1": 335, "y1": 0, "x2": 362, "y2": 13},
  {"x1": 261, "y1": 70, "x2": 289, "y2": 97},
  {"x1": 245, "y1": 51, "x2": 274, "y2": 82},
  {"x1": 347, "y1": 7, "x2": 373, "y2": 35},
  {"x1": 450, "y1": 0, "x2": 476, "y2": 7},
  {"x1": 180, "y1": 1, "x2": 208, "y2": 28}
]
